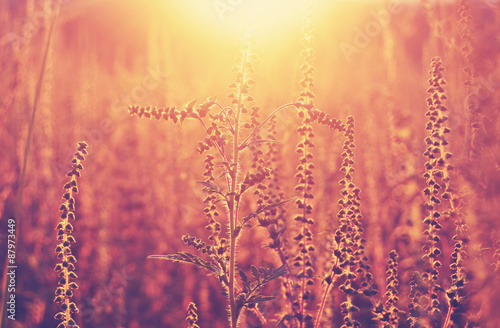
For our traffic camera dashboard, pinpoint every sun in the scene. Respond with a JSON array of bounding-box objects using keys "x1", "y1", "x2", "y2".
[
  {"x1": 165, "y1": 0, "x2": 328, "y2": 41},
  {"x1": 211, "y1": 0, "x2": 309, "y2": 30}
]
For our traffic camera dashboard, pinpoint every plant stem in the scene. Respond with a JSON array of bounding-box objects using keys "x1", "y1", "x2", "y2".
[
  {"x1": 277, "y1": 247, "x2": 299, "y2": 313},
  {"x1": 443, "y1": 301, "x2": 452, "y2": 328},
  {"x1": 314, "y1": 255, "x2": 339, "y2": 328},
  {"x1": 238, "y1": 102, "x2": 296, "y2": 150},
  {"x1": 228, "y1": 43, "x2": 249, "y2": 328},
  {"x1": 314, "y1": 282, "x2": 332, "y2": 328},
  {"x1": 253, "y1": 307, "x2": 270, "y2": 328}
]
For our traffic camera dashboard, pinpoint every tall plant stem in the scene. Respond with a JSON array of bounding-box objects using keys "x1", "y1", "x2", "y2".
[
  {"x1": 314, "y1": 256, "x2": 339, "y2": 328},
  {"x1": 229, "y1": 44, "x2": 248, "y2": 328},
  {"x1": 238, "y1": 102, "x2": 296, "y2": 150},
  {"x1": 314, "y1": 282, "x2": 332, "y2": 328},
  {"x1": 443, "y1": 301, "x2": 453, "y2": 328}
]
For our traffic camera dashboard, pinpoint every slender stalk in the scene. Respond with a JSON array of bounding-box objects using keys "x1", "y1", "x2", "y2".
[
  {"x1": 238, "y1": 102, "x2": 296, "y2": 151},
  {"x1": 229, "y1": 43, "x2": 249, "y2": 328},
  {"x1": 299, "y1": 226, "x2": 306, "y2": 328},
  {"x1": 443, "y1": 300, "x2": 453, "y2": 328},
  {"x1": 314, "y1": 256, "x2": 339, "y2": 328},
  {"x1": 314, "y1": 282, "x2": 332, "y2": 328},
  {"x1": 277, "y1": 247, "x2": 299, "y2": 311},
  {"x1": 253, "y1": 307, "x2": 270, "y2": 328}
]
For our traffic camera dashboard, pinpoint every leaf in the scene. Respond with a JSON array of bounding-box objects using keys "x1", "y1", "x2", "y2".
[
  {"x1": 196, "y1": 180, "x2": 219, "y2": 192},
  {"x1": 245, "y1": 139, "x2": 282, "y2": 148},
  {"x1": 185, "y1": 99, "x2": 198, "y2": 112},
  {"x1": 237, "y1": 265, "x2": 287, "y2": 309},
  {"x1": 239, "y1": 269, "x2": 248, "y2": 284},
  {"x1": 148, "y1": 252, "x2": 220, "y2": 276},
  {"x1": 239, "y1": 269, "x2": 251, "y2": 290},
  {"x1": 251, "y1": 265, "x2": 260, "y2": 283},
  {"x1": 246, "y1": 295, "x2": 276, "y2": 305},
  {"x1": 199, "y1": 98, "x2": 215, "y2": 110},
  {"x1": 276, "y1": 314, "x2": 295, "y2": 326},
  {"x1": 263, "y1": 264, "x2": 287, "y2": 283},
  {"x1": 240, "y1": 198, "x2": 294, "y2": 226}
]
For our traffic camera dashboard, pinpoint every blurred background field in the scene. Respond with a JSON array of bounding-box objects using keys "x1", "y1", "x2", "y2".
[{"x1": 1, "y1": 0, "x2": 499, "y2": 327}]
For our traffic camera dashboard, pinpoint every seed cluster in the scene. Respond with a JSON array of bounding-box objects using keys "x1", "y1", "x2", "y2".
[
  {"x1": 492, "y1": 232, "x2": 500, "y2": 274},
  {"x1": 374, "y1": 250, "x2": 400, "y2": 327},
  {"x1": 332, "y1": 116, "x2": 377, "y2": 328},
  {"x1": 197, "y1": 154, "x2": 229, "y2": 282},
  {"x1": 258, "y1": 115, "x2": 287, "y2": 248},
  {"x1": 408, "y1": 271, "x2": 430, "y2": 327},
  {"x1": 292, "y1": 9, "x2": 318, "y2": 326},
  {"x1": 246, "y1": 117, "x2": 270, "y2": 208},
  {"x1": 129, "y1": 104, "x2": 194, "y2": 123},
  {"x1": 202, "y1": 155, "x2": 222, "y2": 244},
  {"x1": 54, "y1": 142, "x2": 88, "y2": 328},
  {"x1": 240, "y1": 167, "x2": 271, "y2": 197},
  {"x1": 417, "y1": 57, "x2": 453, "y2": 321},
  {"x1": 444, "y1": 196, "x2": 469, "y2": 320},
  {"x1": 459, "y1": 0, "x2": 483, "y2": 158},
  {"x1": 292, "y1": 108, "x2": 316, "y2": 325},
  {"x1": 186, "y1": 302, "x2": 200, "y2": 328},
  {"x1": 129, "y1": 98, "x2": 214, "y2": 122},
  {"x1": 129, "y1": 99, "x2": 220, "y2": 155}
]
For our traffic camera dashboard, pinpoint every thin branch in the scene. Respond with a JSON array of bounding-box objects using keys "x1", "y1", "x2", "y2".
[{"x1": 238, "y1": 103, "x2": 296, "y2": 151}]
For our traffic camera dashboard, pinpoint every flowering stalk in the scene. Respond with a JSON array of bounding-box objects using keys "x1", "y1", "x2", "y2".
[{"x1": 54, "y1": 141, "x2": 88, "y2": 328}]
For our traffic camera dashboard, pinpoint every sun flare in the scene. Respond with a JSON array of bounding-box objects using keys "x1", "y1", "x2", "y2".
[{"x1": 165, "y1": 0, "x2": 329, "y2": 40}]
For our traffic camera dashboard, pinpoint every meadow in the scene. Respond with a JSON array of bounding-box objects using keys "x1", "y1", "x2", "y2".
[{"x1": 0, "y1": 0, "x2": 499, "y2": 327}]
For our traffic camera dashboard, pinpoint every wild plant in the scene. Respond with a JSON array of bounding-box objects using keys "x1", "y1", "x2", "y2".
[
  {"x1": 130, "y1": 33, "x2": 296, "y2": 327},
  {"x1": 186, "y1": 302, "x2": 201, "y2": 328},
  {"x1": 373, "y1": 250, "x2": 400, "y2": 327},
  {"x1": 407, "y1": 57, "x2": 471, "y2": 328},
  {"x1": 129, "y1": 27, "x2": 384, "y2": 328},
  {"x1": 128, "y1": 5, "x2": 384, "y2": 327},
  {"x1": 53, "y1": 141, "x2": 88, "y2": 328},
  {"x1": 458, "y1": 0, "x2": 480, "y2": 159}
]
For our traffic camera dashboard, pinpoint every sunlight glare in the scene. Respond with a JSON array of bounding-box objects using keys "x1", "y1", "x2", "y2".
[{"x1": 167, "y1": 0, "x2": 327, "y2": 40}]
